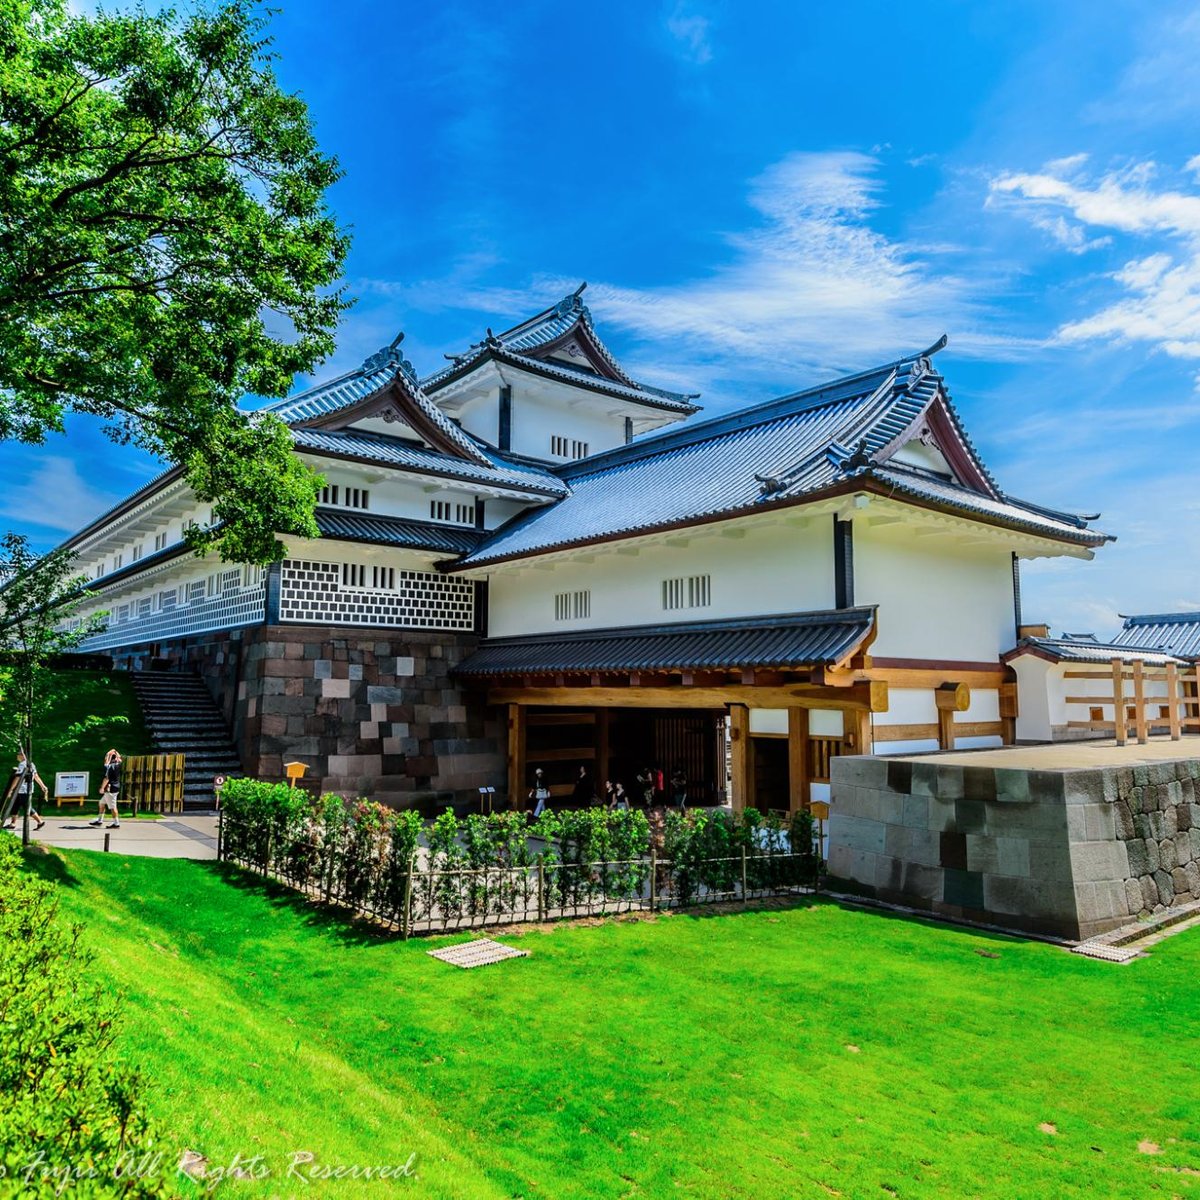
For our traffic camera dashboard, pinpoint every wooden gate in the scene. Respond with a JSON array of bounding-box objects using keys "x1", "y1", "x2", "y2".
[{"x1": 124, "y1": 754, "x2": 186, "y2": 814}]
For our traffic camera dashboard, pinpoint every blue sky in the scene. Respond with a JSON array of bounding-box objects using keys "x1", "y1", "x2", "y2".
[{"x1": 11, "y1": 0, "x2": 1200, "y2": 637}]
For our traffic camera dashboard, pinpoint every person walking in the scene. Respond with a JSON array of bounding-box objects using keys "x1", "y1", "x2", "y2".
[
  {"x1": 571, "y1": 764, "x2": 595, "y2": 807},
  {"x1": 529, "y1": 768, "x2": 551, "y2": 819},
  {"x1": 89, "y1": 749, "x2": 123, "y2": 829},
  {"x1": 670, "y1": 765, "x2": 688, "y2": 810},
  {"x1": 2, "y1": 749, "x2": 48, "y2": 831},
  {"x1": 612, "y1": 781, "x2": 631, "y2": 810},
  {"x1": 636, "y1": 765, "x2": 657, "y2": 808},
  {"x1": 603, "y1": 779, "x2": 617, "y2": 808}
]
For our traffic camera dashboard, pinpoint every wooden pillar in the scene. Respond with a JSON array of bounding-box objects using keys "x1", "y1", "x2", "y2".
[
  {"x1": 1112, "y1": 657, "x2": 1127, "y2": 746},
  {"x1": 730, "y1": 704, "x2": 750, "y2": 813},
  {"x1": 507, "y1": 703, "x2": 526, "y2": 810},
  {"x1": 935, "y1": 682, "x2": 969, "y2": 752},
  {"x1": 1133, "y1": 659, "x2": 1148, "y2": 745},
  {"x1": 596, "y1": 707, "x2": 611, "y2": 786},
  {"x1": 847, "y1": 708, "x2": 872, "y2": 756},
  {"x1": 787, "y1": 707, "x2": 810, "y2": 813},
  {"x1": 999, "y1": 683, "x2": 1018, "y2": 746},
  {"x1": 1167, "y1": 662, "x2": 1182, "y2": 741}
]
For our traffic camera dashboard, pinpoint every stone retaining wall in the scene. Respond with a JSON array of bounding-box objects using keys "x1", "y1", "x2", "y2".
[
  {"x1": 112, "y1": 624, "x2": 505, "y2": 810},
  {"x1": 828, "y1": 754, "x2": 1200, "y2": 940}
]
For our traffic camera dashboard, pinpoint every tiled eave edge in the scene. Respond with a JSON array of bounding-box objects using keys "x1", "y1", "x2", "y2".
[{"x1": 444, "y1": 477, "x2": 1111, "y2": 575}]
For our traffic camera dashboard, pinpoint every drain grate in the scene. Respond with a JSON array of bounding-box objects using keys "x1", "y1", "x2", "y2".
[
  {"x1": 427, "y1": 939, "x2": 529, "y2": 970},
  {"x1": 1072, "y1": 941, "x2": 1141, "y2": 963}
]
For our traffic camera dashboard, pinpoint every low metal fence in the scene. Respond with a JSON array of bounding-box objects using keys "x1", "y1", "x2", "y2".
[{"x1": 217, "y1": 813, "x2": 822, "y2": 937}]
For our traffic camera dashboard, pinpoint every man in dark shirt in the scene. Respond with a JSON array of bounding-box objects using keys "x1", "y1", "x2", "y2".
[{"x1": 89, "y1": 749, "x2": 122, "y2": 829}]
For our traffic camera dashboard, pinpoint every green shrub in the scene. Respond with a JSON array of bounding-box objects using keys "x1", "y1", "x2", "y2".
[{"x1": 0, "y1": 841, "x2": 168, "y2": 1198}]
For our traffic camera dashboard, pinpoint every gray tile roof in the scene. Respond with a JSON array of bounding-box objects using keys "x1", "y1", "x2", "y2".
[
  {"x1": 292, "y1": 428, "x2": 567, "y2": 498},
  {"x1": 1112, "y1": 612, "x2": 1200, "y2": 660},
  {"x1": 421, "y1": 285, "x2": 700, "y2": 413},
  {"x1": 314, "y1": 510, "x2": 485, "y2": 555},
  {"x1": 453, "y1": 348, "x2": 1108, "y2": 569},
  {"x1": 1003, "y1": 637, "x2": 1186, "y2": 666},
  {"x1": 454, "y1": 607, "x2": 876, "y2": 678}
]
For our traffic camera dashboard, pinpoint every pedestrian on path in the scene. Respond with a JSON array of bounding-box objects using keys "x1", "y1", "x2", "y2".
[
  {"x1": 89, "y1": 749, "x2": 122, "y2": 829},
  {"x1": 670, "y1": 765, "x2": 688, "y2": 809},
  {"x1": 530, "y1": 768, "x2": 551, "y2": 818},
  {"x1": 571, "y1": 764, "x2": 595, "y2": 807},
  {"x1": 1, "y1": 749, "x2": 47, "y2": 831}
]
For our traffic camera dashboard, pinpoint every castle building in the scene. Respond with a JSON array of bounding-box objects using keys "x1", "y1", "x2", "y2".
[{"x1": 63, "y1": 287, "x2": 1110, "y2": 810}]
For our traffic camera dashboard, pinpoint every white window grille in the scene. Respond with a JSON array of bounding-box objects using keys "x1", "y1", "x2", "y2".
[
  {"x1": 278, "y1": 559, "x2": 474, "y2": 630},
  {"x1": 160, "y1": 588, "x2": 177, "y2": 611},
  {"x1": 153, "y1": 532, "x2": 167, "y2": 552},
  {"x1": 343, "y1": 487, "x2": 369, "y2": 509},
  {"x1": 455, "y1": 502, "x2": 475, "y2": 524},
  {"x1": 550, "y1": 436, "x2": 590, "y2": 460},
  {"x1": 113, "y1": 552, "x2": 123, "y2": 569},
  {"x1": 555, "y1": 590, "x2": 590, "y2": 621},
  {"x1": 342, "y1": 562, "x2": 366, "y2": 588},
  {"x1": 220, "y1": 568, "x2": 242, "y2": 593},
  {"x1": 663, "y1": 574, "x2": 711, "y2": 611},
  {"x1": 131, "y1": 545, "x2": 143, "y2": 562},
  {"x1": 319, "y1": 485, "x2": 340, "y2": 505},
  {"x1": 572, "y1": 439, "x2": 588, "y2": 458},
  {"x1": 372, "y1": 565, "x2": 395, "y2": 590},
  {"x1": 187, "y1": 581, "x2": 206, "y2": 604},
  {"x1": 430, "y1": 500, "x2": 451, "y2": 522},
  {"x1": 137, "y1": 598, "x2": 151, "y2": 617}
]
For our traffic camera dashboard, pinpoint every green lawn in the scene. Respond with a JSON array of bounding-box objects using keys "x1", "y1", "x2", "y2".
[{"x1": 30, "y1": 847, "x2": 1200, "y2": 1199}]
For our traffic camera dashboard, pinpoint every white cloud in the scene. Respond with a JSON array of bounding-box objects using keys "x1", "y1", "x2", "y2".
[
  {"x1": 990, "y1": 157, "x2": 1200, "y2": 364},
  {"x1": 665, "y1": 2, "x2": 713, "y2": 66},
  {"x1": 0, "y1": 456, "x2": 120, "y2": 534}
]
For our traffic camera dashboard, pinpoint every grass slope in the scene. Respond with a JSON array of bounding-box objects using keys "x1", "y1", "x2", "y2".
[
  {"x1": 25, "y1": 670, "x2": 153, "y2": 816},
  {"x1": 32, "y1": 848, "x2": 1200, "y2": 1199}
]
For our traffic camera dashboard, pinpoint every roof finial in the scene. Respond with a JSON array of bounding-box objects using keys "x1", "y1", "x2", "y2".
[
  {"x1": 920, "y1": 334, "x2": 949, "y2": 357},
  {"x1": 554, "y1": 283, "x2": 588, "y2": 318},
  {"x1": 361, "y1": 331, "x2": 415, "y2": 379}
]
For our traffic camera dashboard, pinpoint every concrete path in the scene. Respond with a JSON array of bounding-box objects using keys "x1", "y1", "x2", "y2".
[{"x1": 2, "y1": 814, "x2": 219, "y2": 860}]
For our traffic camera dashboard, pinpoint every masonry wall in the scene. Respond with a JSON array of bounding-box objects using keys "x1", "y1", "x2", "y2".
[
  {"x1": 112, "y1": 624, "x2": 506, "y2": 809},
  {"x1": 828, "y1": 754, "x2": 1200, "y2": 940}
]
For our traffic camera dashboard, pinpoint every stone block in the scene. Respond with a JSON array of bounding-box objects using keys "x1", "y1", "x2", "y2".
[
  {"x1": 884, "y1": 824, "x2": 912, "y2": 860},
  {"x1": 984, "y1": 875, "x2": 1074, "y2": 923},
  {"x1": 940, "y1": 830, "x2": 968, "y2": 870},
  {"x1": 1125, "y1": 877, "x2": 1146, "y2": 914},
  {"x1": 313, "y1": 659, "x2": 332, "y2": 679},
  {"x1": 1126, "y1": 838, "x2": 1158, "y2": 876},
  {"x1": 1164, "y1": 806, "x2": 1179, "y2": 837},
  {"x1": 1066, "y1": 805, "x2": 1088, "y2": 842},
  {"x1": 955, "y1": 798, "x2": 987, "y2": 834},
  {"x1": 874, "y1": 855, "x2": 904, "y2": 892},
  {"x1": 348, "y1": 663, "x2": 363, "y2": 681},
  {"x1": 902, "y1": 793, "x2": 929, "y2": 828},
  {"x1": 910, "y1": 762, "x2": 939, "y2": 797},
  {"x1": 878, "y1": 791, "x2": 905, "y2": 825},
  {"x1": 371, "y1": 702, "x2": 387, "y2": 721},
  {"x1": 395, "y1": 656, "x2": 415, "y2": 677},
  {"x1": 900, "y1": 861, "x2": 942, "y2": 903},
  {"x1": 1114, "y1": 800, "x2": 1136, "y2": 839},
  {"x1": 927, "y1": 797, "x2": 957, "y2": 832},
  {"x1": 996, "y1": 837, "x2": 1031, "y2": 878},
  {"x1": 886, "y1": 759, "x2": 913, "y2": 793},
  {"x1": 1141, "y1": 875, "x2": 1159, "y2": 910},
  {"x1": 367, "y1": 685, "x2": 406, "y2": 705},
  {"x1": 963, "y1": 767, "x2": 996, "y2": 802},
  {"x1": 1029, "y1": 841, "x2": 1074, "y2": 883},
  {"x1": 1064, "y1": 771, "x2": 1106, "y2": 806},
  {"x1": 943, "y1": 868, "x2": 984, "y2": 909},
  {"x1": 322, "y1": 678, "x2": 351, "y2": 699},
  {"x1": 1071, "y1": 840, "x2": 1129, "y2": 882},
  {"x1": 1148, "y1": 811, "x2": 1167, "y2": 841},
  {"x1": 1085, "y1": 803, "x2": 1116, "y2": 842},
  {"x1": 1160, "y1": 838, "x2": 1178, "y2": 870},
  {"x1": 935, "y1": 765, "x2": 965, "y2": 800},
  {"x1": 829, "y1": 813, "x2": 886, "y2": 856},
  {"x1": 994, "y1": 769, "x2": 1031, "y2": 803},
  {"x1": 1172, "y1": 867, "x2": 1191, "y2": 896},
  {"x1": 1185, "y1": 861, "x2": 1200, "y2": 897},
  {"x1": 1154, "y1": 869, "x2": 1175, "y2": 906},
  {"x1": 907, "y1": 828, "x2": 941, "y2": 868},
  {"x1": 1192, "y1": 827, "x2": 1200, "y2": 860},
  {"x1": 1178, "y1": 803, "x2": 1194, "y2": 832},
  {"x1": 834, "y1": 757, "x2": 887, "y2": 789},
  {"x1": 360, "y1": 721, "x2": 378, "y2": 740},
  {"x1": 1028, "y1": 771, "x2": 1066, "y2": 804}
]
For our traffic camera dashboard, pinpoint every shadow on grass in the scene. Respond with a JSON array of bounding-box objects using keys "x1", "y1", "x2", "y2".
[
  {"x1": 19, "y1": 844, "x2": 82, "y2": 888},
  {"x1": 195, "y1": 860, "x2": 408, "y2": 946}
]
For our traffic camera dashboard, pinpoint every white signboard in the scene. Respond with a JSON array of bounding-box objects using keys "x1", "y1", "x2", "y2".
[{"x1": 55, "y1": 771, "x2": 89, "y2": 799}]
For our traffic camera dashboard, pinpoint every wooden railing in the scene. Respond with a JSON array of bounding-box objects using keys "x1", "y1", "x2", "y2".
[
  {"x1": 1064, "y1": 659, "x2": 1198, "y2": 745},
  {"x1": 809, "y1": 736, "x2": 844, "y2": 783}
]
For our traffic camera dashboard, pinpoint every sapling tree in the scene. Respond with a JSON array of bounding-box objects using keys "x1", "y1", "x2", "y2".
[{"x1": 0, "y1": 533, "x2": 112, "y2": 843}]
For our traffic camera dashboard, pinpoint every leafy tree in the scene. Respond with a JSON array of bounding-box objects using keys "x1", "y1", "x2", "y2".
[
  {"x1": 0, "y1": 0, "x2": 350, "y2": 563},
  {"x1": 0, "y1": 533, "x2": 112, "y2": 843}
]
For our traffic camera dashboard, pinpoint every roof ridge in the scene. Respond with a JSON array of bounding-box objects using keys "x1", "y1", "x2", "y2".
[
  {"x1": 1121, "y1": 611, "x2": 1200, "y2": 624},
  {"x1": 557, "y1": 346, "x2": 942, "y2": 480}
]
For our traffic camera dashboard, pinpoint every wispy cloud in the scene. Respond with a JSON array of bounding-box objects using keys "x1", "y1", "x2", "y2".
[
  {"x1": 990, "y1": 158, "x2": 1200, "y2": 374},
  {"x1": 0, "y1": 456, "x2": 121, "y2": 534},
  {"x1": 664, "y1": 2, "x2": 713, "y2": 66}
]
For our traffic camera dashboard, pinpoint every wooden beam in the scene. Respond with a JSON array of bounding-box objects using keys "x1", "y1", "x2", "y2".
[
  {"x1": 846, "y1": 708, "x2": 872, "y2": 754},
  {"x1": 597, "y1": 707, "x2": 610, "y2": 787},
  {"x1": 865, "y1": 666, "x2": 1009, "y2": 689},
  {"x1": 488, "y1": 682, "x2": 886, "y2": 711},
  {"x1": 788, "y1": 707, "x2": 810, "y2": 813},
  {"x1": 955, "y1": 720, "x2": 1005, "y2": 739},
  {"x1": 873, "y1": 722, "x2": 939, "y2": 743},
  {"x1": 1112, "y1": 658, "x2": 1127, "y2": 746},
  {"x1": 507, "y1": 704, "x2": 526, "y2": 810},
  {"x1": 730, "y1": 705, "x2": 749, "y2": 814},
  {"x1": 934, "y1": 682, "x2": 971, "y2": 712},
  {"x1": 1167, "y1": 662, "x2": 1182, "y2": 741}
]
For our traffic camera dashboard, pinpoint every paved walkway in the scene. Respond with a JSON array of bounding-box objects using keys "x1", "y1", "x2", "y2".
[
  {"x1": 3, "y1": 814, "x2": 219, "y2": 859},
  {"x1": 897, "y1": 735, "x2": 1200, "y2": 771}
]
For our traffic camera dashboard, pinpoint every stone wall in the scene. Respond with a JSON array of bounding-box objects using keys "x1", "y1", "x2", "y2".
[
  {"x1": 110, "y1": 624, "x2": 506, "y2": 810},
  {"x1": 827, "y1": 754, "x2": 1200, "y2": 940}
]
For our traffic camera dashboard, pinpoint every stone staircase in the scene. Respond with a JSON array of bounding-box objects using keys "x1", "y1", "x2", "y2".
[{"x1": 129, "y1": 672, "x2": 242, "y2": 811}]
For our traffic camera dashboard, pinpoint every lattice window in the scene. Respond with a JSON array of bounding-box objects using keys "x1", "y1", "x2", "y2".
[
  {"x1": 220, "y1": 568, "x2": 242, "y2": 593},
  {"x1": 455, "y1": 502, "x2": 474, "y2": 524},
  {"x1": 113, "y1": 552, "x2": 123, "y2": 569},
  {"x1": 187, "y1": 581, "x2": 206, "y2": 604},
  {"x1": 137, "y1": 598, "x2": 151, "y2": 617},
  {"x1": 319, "y1": 485, "x2": 340, "y2": 505},
  {"x1": 278, "y1": 559, "x2": 474, "y2": 630},
  {"x1": 344, "y1": 487, "x2": 369, "y2": 510},
  {"x1": 160, "y1": 588, "x2": 177, "y2": 611},
  {"x1": 372, "y1": 565, "x2": 395, "y2": 590},
  {"x1": 132, "y1": 545, "x2": 143, "y2": 562},
  {"x1": 555, "y1": 590, "x2": 590, "y2": 621},
  {"x1": 342, "y1": 563, "x2": 366, "y2": 588},
  {"x1": 153, "y1": 532, "x2": 167, "y2": 552},
  {"x1": 663, "y1": 574, "x2": 711, "y2": 611}
]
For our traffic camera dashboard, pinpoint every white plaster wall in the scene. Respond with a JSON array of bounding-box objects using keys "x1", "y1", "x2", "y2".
[
  {"x1": 749, "y1": 709, "x2": 787, "y2": 735},
  {"x1": 854, "y1": 522, "x2": 1015, "y2": 662},
  {"x1": 510, "y1": 391, "x2": 626, "y2": 462},
  {"x1": 1011, "y1": 658, "x2": 1053, "y2": 741},
  {"x1": 485, "y1": 520, "x2": 835, "y2": 637}
]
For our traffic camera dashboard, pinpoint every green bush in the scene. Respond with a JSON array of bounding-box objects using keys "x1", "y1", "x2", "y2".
[{"x1": 0, "y1": 841, "x2": 168, "y2": 1198}]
